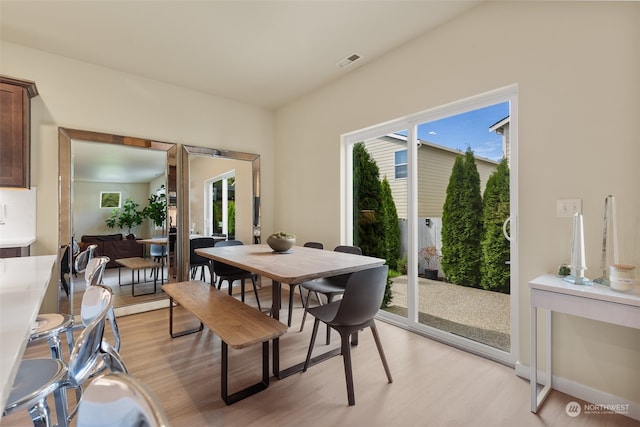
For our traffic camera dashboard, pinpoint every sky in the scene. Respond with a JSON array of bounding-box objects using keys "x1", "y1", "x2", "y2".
[{"x1": 410, "y1": 101, "x2": 510, "y2": 161}]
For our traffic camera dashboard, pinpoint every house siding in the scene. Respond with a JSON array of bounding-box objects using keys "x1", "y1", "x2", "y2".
[{"x1": 364, "y1": 136, "x2": 498, "y2": 219}]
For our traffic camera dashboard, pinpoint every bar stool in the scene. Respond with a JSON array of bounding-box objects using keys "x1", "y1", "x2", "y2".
[
  {"x1": 3, "y1": 285, "x2": 127, "y2": 427},
  {"x1": 77, "y1": 372, "x2": 170, "y2": 427},
  {"x1": 29, "y1": 256, "x2": 110, "y2": 360}
]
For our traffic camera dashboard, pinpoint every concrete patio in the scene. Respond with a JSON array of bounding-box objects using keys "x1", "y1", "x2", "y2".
[{"x1": 385, "y1": 276, "x2": 510, "y2": 351}]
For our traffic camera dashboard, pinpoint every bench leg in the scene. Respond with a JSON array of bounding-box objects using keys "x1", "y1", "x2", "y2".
[
  {"x1": 221, "y1": 340, "x2": 269, "y2": 405},
  {"x1": 132, "y1": 268, "x2": 159, "y2": 297},
  {"x1": 168, "y1": 297, "x2": 203, "y2": 338}
]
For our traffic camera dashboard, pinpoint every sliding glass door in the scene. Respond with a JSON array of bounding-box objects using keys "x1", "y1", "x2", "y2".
[{"x1": 344, "y1": 86, "x2": 518, "y2": 365}]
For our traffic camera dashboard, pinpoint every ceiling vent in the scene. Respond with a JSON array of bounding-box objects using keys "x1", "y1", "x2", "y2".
[{"x1": 336, "y1": 53, "x2": 361, "y2": 69}]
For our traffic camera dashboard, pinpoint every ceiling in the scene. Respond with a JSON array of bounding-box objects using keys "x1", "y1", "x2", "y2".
[
  {"x1": 72, "y1": 140, "x2": 168, "y2": 184},
  {"x1": 0, "y1": 0, "x2": 481, "y2": 109},
  {"x1": 2, "y1": 1, "x2": 481, "y2": 183}
]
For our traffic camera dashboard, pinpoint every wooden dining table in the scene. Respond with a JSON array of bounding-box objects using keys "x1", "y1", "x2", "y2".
[{"x1": 195, "y1": 243, "x2": 386, "y2": 378}]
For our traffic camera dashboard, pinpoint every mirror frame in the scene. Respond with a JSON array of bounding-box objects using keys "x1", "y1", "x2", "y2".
[
  {"x1": 180, "y1": 145, "x2": 261, "y2": 280},
  {"x1": 58, "y1": 127, "x2": 178, "y2": 314}
]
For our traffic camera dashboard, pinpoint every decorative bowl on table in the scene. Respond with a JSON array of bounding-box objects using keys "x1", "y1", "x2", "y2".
[{"x1": 267, "y1": 232, "x2": 296, "y2": 253}]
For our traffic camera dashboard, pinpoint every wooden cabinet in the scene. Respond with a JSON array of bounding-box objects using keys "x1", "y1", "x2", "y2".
[
  {"x1": 0, "y1": 76, "x2": 38, "y2": 188},
  {"x1": 0, "y1": 246, "x2": 30, "y2": 258}
]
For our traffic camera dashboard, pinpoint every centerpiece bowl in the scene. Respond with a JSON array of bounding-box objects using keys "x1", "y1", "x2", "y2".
[{"x1": 267, "y1": 232, "x2": 296, "y2": 253}]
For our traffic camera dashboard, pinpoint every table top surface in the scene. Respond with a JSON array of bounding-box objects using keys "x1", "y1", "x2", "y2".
[
  {"x1": 115, "y1": 257, "x2": 160, "y2": 269},
  {"x1": 529, "y1": 274, "x2": 640, "y2": 307},
  {"x1": 137, "y1": 237, "x2": 168, "y2": 244},
  {"x1": 196, "y1": 244, "x2": 386, "y2": 284},
  {"x1": 0, "y1": 255, "x2": 57, "y2": 415},
  {"x1": 162, "y1": 281, "x2": 287, "y2": 348}
]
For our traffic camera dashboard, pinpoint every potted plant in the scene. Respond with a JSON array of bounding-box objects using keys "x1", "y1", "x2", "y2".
[
  {"x1": 105, "y1": 197, "x2": 144, "y2": 237},
  {"x1": 419, "y1": 245, "x2": 439, "y2": 280},
  {"x1": 266, "y1": 231, "x2": 296, "y2": 253},
  {"x1": 143, "y1": 185, "x2": 167, "y2": 230}
]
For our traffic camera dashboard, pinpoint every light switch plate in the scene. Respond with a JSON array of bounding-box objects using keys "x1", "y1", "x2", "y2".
[{"x1": 557, "y1": 199, "x2": 582, "y2": 217}]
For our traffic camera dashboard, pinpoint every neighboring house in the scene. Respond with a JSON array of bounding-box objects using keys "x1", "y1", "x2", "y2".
[
  {"x1": 364, "y1": 134, "x2": 499, "y2": 220},
  {"x1": 489, "y1": 116, "x2": 511, "y2": 166},
  {"x1": 364, "y1": 134, "x2": 499, "y2": 270}
]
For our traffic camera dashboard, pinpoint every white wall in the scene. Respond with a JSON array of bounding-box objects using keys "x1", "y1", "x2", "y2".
[
  {"x1": 0, "y1": 41, "x2": 276, "y2": 311},
  {"x1": 73, "y1": 181, "x2": 148, "y2": 237},
  {"x1": 275, "y1": 1, "x2": 639, "y2": 405}
]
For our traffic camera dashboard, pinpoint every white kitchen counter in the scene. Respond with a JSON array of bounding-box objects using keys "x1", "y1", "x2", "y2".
[
  {"x1": 0, "y1": 237, "x2": 35, "y2": 249},
  {"x1": 0, "y1": 255, "x2": 56, "y2": 416}
]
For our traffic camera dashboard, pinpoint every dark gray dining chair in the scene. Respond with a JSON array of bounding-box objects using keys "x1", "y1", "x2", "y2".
[
  {"x1": 189, "y1": 237, "x2": 216, "y2": 282},
  {"x1": 213, "y1": 240, "x2": 262, "y2": 311},
  {"x1": 298, "y1": 245, "x2": 362, "y2": 343},
  {"x1": 284, "y1": 241, "x2": 324, "y2": 326},
  {"x1": 303, "y1": 265, "x2": 392, "y2": 406}
]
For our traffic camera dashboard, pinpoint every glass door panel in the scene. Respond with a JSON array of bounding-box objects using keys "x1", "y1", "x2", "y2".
[
  {"x1": 415, "y1": 102, "x2": 511, "y2": 351},
  {"x1": 355, "y1": 132, "x2": 409, "y2": 320}
]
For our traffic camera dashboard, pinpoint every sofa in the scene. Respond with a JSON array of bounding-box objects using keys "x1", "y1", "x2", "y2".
[{"x1": 80, "y1": 233, "x2": 144, "y2": 268}]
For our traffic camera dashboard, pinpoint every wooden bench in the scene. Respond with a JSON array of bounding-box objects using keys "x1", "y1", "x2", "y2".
[
  {"x1": 115, "y1": 257, "x2": 160, "y2": 296},
  {"x1": 161, "y1": 281, "x2": 288, "y2": 405}
]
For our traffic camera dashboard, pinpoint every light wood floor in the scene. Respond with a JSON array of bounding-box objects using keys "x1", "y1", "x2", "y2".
[{"x1": 4, "y1": 287, "x2": 636, "y2": 427}]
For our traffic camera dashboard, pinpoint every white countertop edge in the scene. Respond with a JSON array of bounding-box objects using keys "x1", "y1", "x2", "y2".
[{"x1": 0, "y1": 237, "x2": 36, "y2": 248}]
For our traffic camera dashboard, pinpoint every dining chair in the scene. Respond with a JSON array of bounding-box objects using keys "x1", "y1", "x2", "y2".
[
  {"x1": 74, "y1": 244, "x2": 98, "y2": 275},
  {"x1": 149, "y1": 237, "x2": 168, "y2": 280},
  {"x1": 298, "y1": 245, "x2": 362, "y2": 343},
  {"x1": 60, "y1": 244, "x2": 71, "y2": 297},
  {"x1": 189, "y1": 237, "x2": 216, "y2": 282},
  {"x1": 29, "y1": 256, "x2": 112, "y2": 361},
  {"x1": 3, "y1": 285, "x2": 128, "y2": 427},
  {"x1": 284, "y1": 242, "x2": 323, "y2": 326},
  {"x1": 303, "y1": 265, "x2": 392, "y2": 406},
  {"x1": 76, "y1": 372, "x2": 170, "y2": 427},
  {"x1": 212, "y1": 240, "x2": 262, "y2": 311}
]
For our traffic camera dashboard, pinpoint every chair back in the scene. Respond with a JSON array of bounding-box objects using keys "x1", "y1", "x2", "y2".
[
  {"x1": 60, "y1": 245, "x2": 71, "y2": 274},
  {"x1": 190, "y1": 237, "x2": 216, "y2": 266},
  {"x1": 85, "y1": 256, "x2": 110, "y2": 287},
  {"x1": 68, "y1": 285, "x2": 113, "y2": 385},
  {"x1": 304, "y1": 242, "x2": 324, "y2": 249},
  {"x1": 332, "y1": 265, "x2": 388, "y2": 326},
  {"x1": 150, "y1": 237, "x2": 167, "y2": 257},
  {"x1": 334, "y1": 245, "x2": 362, "y2": 255},
  {"x1": 327, "y1": 245, "x2": 363, "y2": 285},
  {"x1": 77, "y1": 372, "x2": 170, "y2": 427},
  {"x1": 214, "y1": 239, "x2": 243, "y2": 248},
  {"x1": 212, "y1": 240, "x2": 246, "y2": 276},
  {"x1": 75, "y1": 244, "x2": 98, "y2": 273}
]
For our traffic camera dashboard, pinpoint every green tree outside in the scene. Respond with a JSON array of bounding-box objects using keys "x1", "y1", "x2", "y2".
[
  {"x1": 481, "y1": 158, "x2": 510, "y2": 293},
  {"x1": 441, "y1": 148, "x2": 483, "y2": 287},
  {"x1": 353, "y1": 142, "x2": 394, "y2": 307}
]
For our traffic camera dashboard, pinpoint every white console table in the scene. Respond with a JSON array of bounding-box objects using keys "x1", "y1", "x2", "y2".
[{"x1": 529, "y1": 274, "x2": 640, "y2": 413}]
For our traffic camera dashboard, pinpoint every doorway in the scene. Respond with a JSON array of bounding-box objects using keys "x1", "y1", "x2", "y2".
[{"x1": 343, "y1": 86, "x2": 518, "y2": 365}]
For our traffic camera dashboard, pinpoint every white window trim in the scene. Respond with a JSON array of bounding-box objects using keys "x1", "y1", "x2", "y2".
[
  {"x1": 205, "y1": 170, "x2": 235, "y2": 237},
  {"x1": 341, "y1": 84, "x2": 519, "y2": 367}
]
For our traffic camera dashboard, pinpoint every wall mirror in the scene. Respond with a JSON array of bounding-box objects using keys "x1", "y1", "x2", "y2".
[
  {"x1": 181, "y1": 145, "x2": 260, "y2": 284},
  {"x1": 59, "y1": 127, "x2": 178, "y2": 315}
]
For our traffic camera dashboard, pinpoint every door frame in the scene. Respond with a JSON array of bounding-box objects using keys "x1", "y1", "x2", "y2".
[{"x1": 341, "y1": 84, "x2": 519, "y2": 366}]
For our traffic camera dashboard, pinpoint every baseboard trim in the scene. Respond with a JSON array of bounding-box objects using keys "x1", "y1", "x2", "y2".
[
  {"x1": 515, "y1": 361, "x2": 639, "y2": 421},
  {"x1": 114, "y1": 299, "x2": 169, "y2": 317}
]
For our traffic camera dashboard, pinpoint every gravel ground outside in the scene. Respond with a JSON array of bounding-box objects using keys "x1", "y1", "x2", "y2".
[{"x1": 385, "y1": 276, "x2": 511, "y2": 351}]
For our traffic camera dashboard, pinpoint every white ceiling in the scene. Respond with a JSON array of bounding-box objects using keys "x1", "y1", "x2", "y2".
[
  {"x1": 0, "y1": 0, "x2": 481, "y2": 109},
  {"x1": 72, "y1": 140, "x2": 167, "y2": 184},
  {"x1": 1, "y1": 1, "x2": 481, "y2": 183}
]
